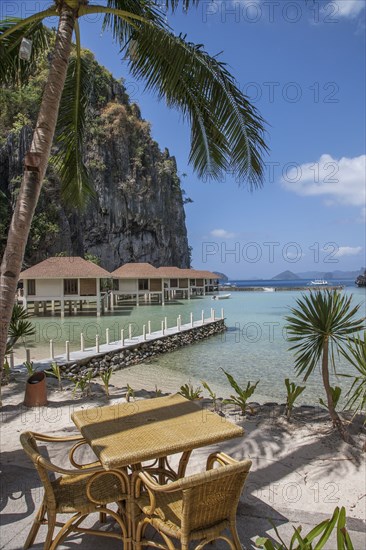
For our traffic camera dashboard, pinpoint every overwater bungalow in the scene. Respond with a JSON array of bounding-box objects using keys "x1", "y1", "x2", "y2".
[
  {"x1": 111, "y1": 263, "x2": 165, "y2": 305},
  {"x1": 19, "y1": 256, "x2": 111, "y2": 316},
  {"x1": 111, "y1": 263, "x2": 220, "y2": 305}
]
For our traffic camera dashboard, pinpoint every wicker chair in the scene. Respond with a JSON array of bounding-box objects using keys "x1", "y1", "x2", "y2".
[
  {"x1": 133, "y1": 452, "x2": 252, "y2": 550},
  {"x1": 20, "y1": 431, "x2": 128, "y2": 550}
]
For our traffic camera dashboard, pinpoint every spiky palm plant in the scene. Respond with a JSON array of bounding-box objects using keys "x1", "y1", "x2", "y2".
[
  {"x1": 340, "y1": 331, "x2": 366, "y2": 415},
  {"x1": 0, "y1": 1, "x2": 268, "y2": 395},
  {"x1": 285, "y1": 290, "x2": 365, "y2": 442}
]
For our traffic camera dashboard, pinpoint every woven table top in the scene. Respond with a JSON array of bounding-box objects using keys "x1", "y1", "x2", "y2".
[{"x1": 72, "y1": 394, "x2": 244, "y2": 470}]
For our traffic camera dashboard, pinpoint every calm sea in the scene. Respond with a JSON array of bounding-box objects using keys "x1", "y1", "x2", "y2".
[{"x1": 17, "y1": 281, "x2": 365, "y2": 405}]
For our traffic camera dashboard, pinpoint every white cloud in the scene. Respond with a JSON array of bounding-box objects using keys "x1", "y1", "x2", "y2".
[
  {"x1": 210, "y1": 229, "x2": 236, "y2": 239},
  {"x1": 333, "y1": 246, "x2": 363, "y2": 257},
  {"x1": 281, "y1": 154, "x2": 366, "y2": 216},
  {"x1": 327, "y1": 0, "x2": 366, "y2": 18}
]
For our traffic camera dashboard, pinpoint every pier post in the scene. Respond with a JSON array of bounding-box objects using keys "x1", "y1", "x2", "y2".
[
  {"x1": 212, "y1": 309, "x2": 216, "y2": 321},
  {"x1": 178, "y1": 314, "x2": 182, "y2": 331},
  {"x1": 121, "y1": 329, "x2": 124, "y2": 346},
  {"x1": 106, "y1": 328, "x2": 110, "y2": 345},
  {"x1": 50, "y1": 339, "x2": 54, "y2": 360},
  {"x1": 164, "y1": 317, "x2": 168, "y2": 331},
  {"x1": 190, "y1": 312, "x2": 194, "y2": 328},
  {"x1": 201, "y1": 310, "x2": 205, "y2": 325},
  {"x1": 161, "y1": 320, "x2": 165, "y2": 335},
  {"x1": 96, "y1": 335, "x2": 100, "y2": 353},
  {"x1": 177, "y1": 317, "x2": 180, "y2": 331},
  {"x1": 9, "y1": 352, "x2": 14, "y2": 369},
  {"x1": 26, "y1": 349, "x2": 31, "y2": 363},
  {"x1": 148, "y1": 321, "x2": 151, "y2": 335},
  {"x1": 221, "y1": 308, "x2": 224, "y2": 319},
  {"x1": 65, "y1": 341, "x2": 70, "y2": 362},
  {"x1": 129, "y1": 324, "x2": 132, "y2": 340},
  {"x1": 80, "y1": 332, "x2": 85, "y2": 352},
  {"x1": 143, "y1": 325, "x2": 146, "y2": 341}
]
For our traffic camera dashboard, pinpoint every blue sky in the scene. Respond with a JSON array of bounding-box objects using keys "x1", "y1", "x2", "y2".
[{"x1": 4, "y1": 1, "x2": 366, "y2": 278}]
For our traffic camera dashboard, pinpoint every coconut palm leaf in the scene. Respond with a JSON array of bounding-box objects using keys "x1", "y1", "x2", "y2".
[
  {"x1": 101, "y1": 0, "x2": 167, "y2": 43},
  {"x1": 52, "y1": 23, "x2": 95, "y2": 207},
  {"x1": 123, "y1": 23, "x2": 267, "y2": 184},
  {"x1": 285, "y1": 291, "x2": 364, "y2": 381},
  {"x1": 165, "y1": 0, "x2": 201, "y2": 11},
  {"x1": 0, "y1": 16, "x2": 50, "y2": 86}
]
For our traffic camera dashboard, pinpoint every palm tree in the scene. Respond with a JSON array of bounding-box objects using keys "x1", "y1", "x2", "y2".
[
  {"x1": 285, "y1": 290, "x2": 365, "y2": 442},
  {"x1": 0, "y1": 0, "x2": 268, "y2": 392}
]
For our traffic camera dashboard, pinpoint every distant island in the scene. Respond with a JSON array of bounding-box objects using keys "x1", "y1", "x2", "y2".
[
  {"x1": 272, "y1": 270, "x2": 300, "y2": 281},
  {"x1": 213, "y1": 271, "x2": 228, "y2": 282}
]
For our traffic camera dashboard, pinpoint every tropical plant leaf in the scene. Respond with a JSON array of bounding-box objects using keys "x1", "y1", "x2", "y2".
[
  {"x1": 116, "y1": 21, "x2": 267, "y2": 184},
  {"x1": 339, "y1": 332, "x2": 366, "y2": 413},
  {"x1": 52, "y1": 32, "x2": 95, "y2": 208},
  {"x1": 6, "y1": 303, "x2": 35, "y2": 354},
  {"x1": 101, "y1": 0, "x2": 167, "y2": 44},
  {"x1": 0, "y1": 17, "x2": 50, "y2": 86},
  {"x1": 285, "y1": 291, "x2": 365, "y2": 381}
]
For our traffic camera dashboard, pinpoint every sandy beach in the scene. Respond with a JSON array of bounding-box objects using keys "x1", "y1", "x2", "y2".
[{"x1": 1, "y1": 369, "x2": 365, "y2": 549}]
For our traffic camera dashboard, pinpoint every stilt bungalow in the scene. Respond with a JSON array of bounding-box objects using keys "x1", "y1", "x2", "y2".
[
  {"x1": 111, "y1": 263, "x2": 221, "y2": 305},
  {"x1": 19, "y1": 257, "x2": 111, "y2": 316},
  {"x1": 111, "y1": 263, "x2": 165, "y2": 305}
]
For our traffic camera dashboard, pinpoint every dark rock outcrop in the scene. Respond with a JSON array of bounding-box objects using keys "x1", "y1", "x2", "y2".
[{"x1": 0, "y1": 62, "x2": 190, "y2": 270}]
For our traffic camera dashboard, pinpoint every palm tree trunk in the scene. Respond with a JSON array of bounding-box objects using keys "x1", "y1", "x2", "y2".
[
  {"x1": 0, "y1": 6, "x2": 75, "y2": 397},
  {"x1": 322, "y1": 337, "x2": 352, "y2": 444}
]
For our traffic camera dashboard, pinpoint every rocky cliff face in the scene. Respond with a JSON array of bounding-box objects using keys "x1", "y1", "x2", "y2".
[{"x1": 0, "y1": 59, "x2": 190, "y2": 270}]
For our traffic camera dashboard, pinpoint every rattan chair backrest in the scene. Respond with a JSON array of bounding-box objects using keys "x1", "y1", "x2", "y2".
[
  {"x1": 179, "y1": 459, "x2": 252, "y2": 532},
  {"x1": 20, "y1": 431, "x2": 57, "y2": 508}
]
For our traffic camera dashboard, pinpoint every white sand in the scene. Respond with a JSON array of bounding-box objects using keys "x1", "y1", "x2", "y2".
[{"x1": 0, "y1": 370, "x2": 365, "y2": 549}]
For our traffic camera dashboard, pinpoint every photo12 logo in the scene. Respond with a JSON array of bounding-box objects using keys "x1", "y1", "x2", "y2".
[
  {"x1": 202, "y1": 241, "x2": 340, "y2": 264},
  {"x1": 201, "y1": 1, "x2": 343, "y2": 25}
]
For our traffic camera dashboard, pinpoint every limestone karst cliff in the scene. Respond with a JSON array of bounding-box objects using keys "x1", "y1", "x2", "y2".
[{"x1": 0, "y1": 49, "x2": 190, "y2": 270}]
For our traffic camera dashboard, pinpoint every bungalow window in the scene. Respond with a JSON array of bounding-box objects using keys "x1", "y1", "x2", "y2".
[
  {"x1": 28, "y1": 279, "x2": 36, "y2": 296},
  {"x1": 139, "y1": 279, "x2": 149, "y2": 291},
  {"x1": 64, "y1": 279, "x2": 78, "y2": 295},
  {"x1": 170, "y1": 279, "x2": 178, "y2": 288}
]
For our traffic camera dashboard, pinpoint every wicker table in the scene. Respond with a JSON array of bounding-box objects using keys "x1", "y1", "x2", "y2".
[{"x1": 72, "y1": 393, "x2": 244, "y2": 546}]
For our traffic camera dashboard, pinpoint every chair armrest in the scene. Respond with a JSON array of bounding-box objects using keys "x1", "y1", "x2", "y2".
[
  {"x1": 31, "y1": 432, "x2": 85, "y2": 443},
  {"x1": 37, "y1": 455, "x2": 105, "y2": 476},
  {"x1": 86, "y1": 469, "x2": 129, "y2": 504},
  {"x1": 206, "y1": 452, "x2": 238, "y2": 470},
  {"x1": 69, "y1": 440, "x2": 101, "y2": 470}
]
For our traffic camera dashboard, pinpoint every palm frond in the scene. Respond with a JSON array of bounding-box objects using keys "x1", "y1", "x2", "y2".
[
  {"x1": 100, "y1": 0, "x2": 167, "y2": 43},
  {"x1": 6, "y1": 303, "x2": 35, "y2": 354},
  {"x1": 285, "y1": 290, "x2": 365, "y2": 380},
  {"x1": 0, "y1": 17, "x2": 49, "y2": 86},
  {"x1": 52, "y1": 27, "x2": 95, "y2": 208},
  {"x1": 164, "y1": 0, "x2": 201, "y2": 11},
  {"x1": 340, "y1": 331, "x2": 366, "y2": 412},
  {"x1": 124, "y1": 24, "x2": 268, "y2": 185}
]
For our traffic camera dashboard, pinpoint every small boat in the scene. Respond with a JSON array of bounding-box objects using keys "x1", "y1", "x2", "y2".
[
  {"x1": 212, "y1": 293, "x2": 231, "y2": 300},
  {"x1": 311, "y1": 279, "x2": 328, "y2": 285},
  {"x1": 262, "y1": 287, "x2": 275, "y2": 292}
]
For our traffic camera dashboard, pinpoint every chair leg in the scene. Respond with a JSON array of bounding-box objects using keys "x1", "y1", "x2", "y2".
[
  {"x1": 48, "y1": 513, "x2": 86, "y2": 550},
  {"x1": 229, "y1": 521, "x2": 242, "y2": 550},
  {"x1": 43, "y1": 510, "x2": 56, "y2": 550},
  {"x1": 99, "y1": 511, "x2": 107, "y2": 523},
  {"x1": 24, "y1": 502, "x2": 46, "y2": 549}
]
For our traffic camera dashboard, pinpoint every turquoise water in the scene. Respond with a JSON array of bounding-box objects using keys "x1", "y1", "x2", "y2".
[{"x1": 17, "y1": 287, "x2": 366, "y2": 404}]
